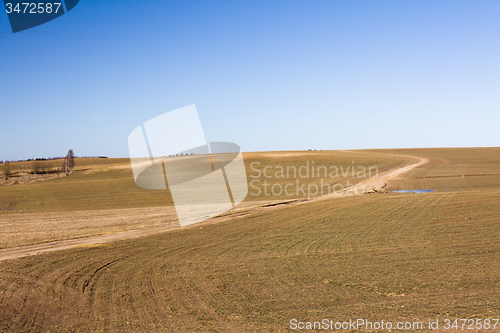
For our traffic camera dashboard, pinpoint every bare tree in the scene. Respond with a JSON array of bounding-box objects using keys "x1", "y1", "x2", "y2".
[
  {"x1": 33, "y1": 161, "x2": 44, "y2": 174},
  {"x1": 4, "y1": 162, "x2": 10, "y2": 180},
  {"x1": 64, "y1": 149, "x2": 75, "y2": 175}
]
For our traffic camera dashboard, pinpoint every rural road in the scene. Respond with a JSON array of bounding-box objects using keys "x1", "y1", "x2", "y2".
[
  {"x1": 325, "y1": 154, "x2": 428, "y2": 198},
  {"x1": 0, "y1": 155, "x2": 428, "y2": 262}
]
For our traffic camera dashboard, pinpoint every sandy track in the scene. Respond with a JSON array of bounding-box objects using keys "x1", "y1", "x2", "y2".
[
  {"x1": 0, "y1": 155, "x2": 428, "y2": 262},
  {"x1": 322, "y1": 154, "x2": 428, "y2": 198}
]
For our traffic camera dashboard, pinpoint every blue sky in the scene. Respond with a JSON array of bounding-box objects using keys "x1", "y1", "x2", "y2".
[{"x1": 1, "y1": 0, "x2": 499, "y2": 161}]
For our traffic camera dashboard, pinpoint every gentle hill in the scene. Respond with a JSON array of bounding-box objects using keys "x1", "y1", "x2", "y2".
[{"x1": 1, "y1": 148, "x2": 499, "y2": 332}]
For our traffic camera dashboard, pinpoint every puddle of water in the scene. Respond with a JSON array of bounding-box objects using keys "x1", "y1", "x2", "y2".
[{"x1": 393, "y1": 190, "x2": 435, "y2": 193}]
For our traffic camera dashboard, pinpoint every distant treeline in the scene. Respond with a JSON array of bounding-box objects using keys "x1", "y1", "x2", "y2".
[{"x1": 0, "y1": 156, "x2": 108, "y2": 164}]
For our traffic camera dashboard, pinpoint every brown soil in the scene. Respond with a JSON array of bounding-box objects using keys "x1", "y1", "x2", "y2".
[{"x1": 0, "y1": 155, "x2": 428, "y2": 262}]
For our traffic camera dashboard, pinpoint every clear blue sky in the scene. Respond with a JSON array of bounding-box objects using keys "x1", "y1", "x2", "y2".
[{"x1": 1, "y1": 0, "x2": 499, "y2": 161}]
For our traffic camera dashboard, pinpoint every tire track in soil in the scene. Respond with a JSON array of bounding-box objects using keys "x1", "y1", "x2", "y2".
[
  {"x1": 144, "y1": 247, "x2": 198, "y2": 333},
  {"x1": 82, "y1": 257, "x2": 126, "y2": 293},
  {"x1": 177, "y1": 249, "x2": 244, "y2": 333},
  {"x1": 166, "y1": 226, "x2": 265, "y2": 332}
]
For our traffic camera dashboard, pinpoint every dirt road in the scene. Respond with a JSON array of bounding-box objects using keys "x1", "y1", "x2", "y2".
[
  {"x1": 0, "y1": 155, "x2": 428, "y2": 262},
  {"x1": 325, "y1": 154, "x2": 428, "y2": 198}
]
